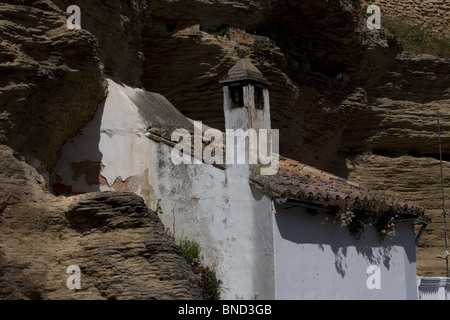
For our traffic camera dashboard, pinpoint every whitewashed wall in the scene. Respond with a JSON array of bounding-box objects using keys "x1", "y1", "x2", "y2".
[
  {"x1": 154, "y1": 149, "x2": 275, "y2": 300},
  {"x1": 52, "y1": 79, "x2": 159, "y2": 203},
  {"x1": 273, "y1": 204, "x2": 418, "y2": 300}
]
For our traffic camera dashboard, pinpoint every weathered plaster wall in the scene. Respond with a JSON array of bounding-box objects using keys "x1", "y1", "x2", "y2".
[
  {"x1": 52, "y1": 79, "x2": 158, "y2": 206},
  {"x1": 273, "y1": 205, "x2": 418, "y2": 300},
  {"x1": 154, "y1": 149, "x2": 276, "y2": 300}
]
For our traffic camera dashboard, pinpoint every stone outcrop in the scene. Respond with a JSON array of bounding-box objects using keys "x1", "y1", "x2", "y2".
[
  {"x1": 0, "y1": 189, "x2": 202, "y2": 300},
  {"x1": 51, "y1": 0, "x2": 150, "y2": 87},
  {"x1": 149, "y1": 0, "x2": 272, "y2": 32},
  {"x1": 0, "y1": 140, "x2": 202, "y2": 299},
  {"x1": 0, "y1": 0, "x2": 202, "y2": 300},
  {"x1": 0, "y1": 144, "x2": 49, "y2": 205},
  {"x1": 1, "y1": 0, "x2": 399, "y2": 170},
  {"x1": 335, "y1": 52, "x2": 450, "y2": 158},
  {"x1": 366, "y1": 0, "x2": 450, "y2": 35},
  {"x1": 0, "y1": 1, "x2": 107, "y2": 172}
]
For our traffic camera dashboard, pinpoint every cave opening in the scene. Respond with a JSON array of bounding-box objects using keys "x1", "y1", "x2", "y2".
[{"x1": 166, "y1": 22, "x2": 177, "y2": 33}]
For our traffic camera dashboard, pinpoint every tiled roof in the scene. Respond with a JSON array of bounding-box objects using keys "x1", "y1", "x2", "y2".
[
  {"x1": 219, "y1": 59, "x2": 268, "y2": 85},
  {"x1": 251, "y1": 156, "x2": 425, "y2": 216}
]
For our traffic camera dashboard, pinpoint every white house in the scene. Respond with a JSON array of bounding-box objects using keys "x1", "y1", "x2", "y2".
[{"x1": 52, "y1": 59, "x2": 428, "y2": 300}]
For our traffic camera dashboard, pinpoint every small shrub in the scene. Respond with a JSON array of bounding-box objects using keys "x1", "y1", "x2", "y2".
[
  {"x1": 404, "y1": 24, "x2": 431, "y2": 46},
  {"x1": 179, "y1": 239, "x2": 200, "y2": 265},
  {"x1": 434, "y1": 37, "x2": 450, "y2": 57},
  {"x1": 199, "y1": 266, "x2": 222, "y2": 300},
  {"x1": 155, "y1": 199, "x2": 163, "y2": 215},
  {"x1": 383, "y1": 17, "x2": 450, "y2": 58},
  {"x1": 251, "y1": 39, "x2": 268, "y2": 63},
  {"x1": 179, "y1": 239, "x2": 222, "y2": 300},
  {"x1": 212, "y1": 25, "x2": 231, "y2": 38},
  {"x1": 235, "y1": 46, "x2": 248, "y2": 59},
  {"x1": 319, "y1": 192, "x2": 406, "y2": 240}
]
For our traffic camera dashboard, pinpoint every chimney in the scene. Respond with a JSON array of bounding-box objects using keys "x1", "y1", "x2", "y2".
[{"x1": 220, "y1": 59, "x2": 272, "y2": 170}]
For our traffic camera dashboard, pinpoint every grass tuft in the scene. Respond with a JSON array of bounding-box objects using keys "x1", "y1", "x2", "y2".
[{"x1": 383, "y1": 17, "x2": 450, "y2": 58}]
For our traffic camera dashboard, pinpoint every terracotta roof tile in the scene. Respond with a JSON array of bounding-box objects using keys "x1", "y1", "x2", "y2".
[{"x1": 251, "y1": 156, "x2": 425, "y2": 216}]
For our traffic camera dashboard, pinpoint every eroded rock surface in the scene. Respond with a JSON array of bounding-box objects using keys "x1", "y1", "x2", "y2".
[
  {"x1": 0, "y1": 0, "x2": 203, "y2": 299},
  {"x1": 0, "y1": 190, "x2": 202, "y2": 300},
  {"x1": 142, "y1": 0, "x2": 398, "y2": 168},
  {"x1": 0, "y1": 1, "x2": 107, "y2": 171}
]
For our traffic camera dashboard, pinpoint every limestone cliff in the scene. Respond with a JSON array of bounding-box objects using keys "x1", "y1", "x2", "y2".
[
  {"x1": 0, "y1": 166, "x2": 201, "y2": 299},
  {"x1": 0, "y1": 1, "x2": 107, "y2": 172},
  {"x1": 1, "y1": 0, "x2": 398, "y2": 171},
  {"x1": 142, "y1": 0, "x2": 398, "y2": 168},
  {"x1": 0, "y1": 0, "x2": 202, "y2": 300},
  {"x1": 368, "y1": 0, "x2": 450, "y2": 35}
]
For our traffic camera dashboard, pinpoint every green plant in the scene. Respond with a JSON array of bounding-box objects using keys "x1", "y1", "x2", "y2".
[
  {"x1": 155, "y1": 198, "x2": 163, "y2": 215},
  {"x1": 383, "y1": 17, "x2": 450, "y2": 58},
  {"x1": 179, "y1": 239, "x2": 222, "y2": 300},
  {"x1": 352, "y1": 196, "x2": 401, "y2": 238},
  {"x1": 251, "y1": 39, "x2": 268, "y2": 63},
  {"x1": 198, "y1": 266, "x2": 222, "y2": 300},
  {"x1": 319, "y1": 192, "x2": 407, "y2": 240},
  {"x1": 405, "y1": 24, "x2": 431, "y2": 46},
  {"x1": 434, "y1": 36, "x2": 450, "y2": 57},
  {"x1": 235, "y1": 46, "x2": 248, "y2": 59},
  {"x1": 179, "y1": 239, "x2": 201, "y2": 265},
  {"x1": 212, "y1": 25, "x2": 231, "y2": 38}
]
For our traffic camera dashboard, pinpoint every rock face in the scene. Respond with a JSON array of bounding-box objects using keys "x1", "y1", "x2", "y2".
[
  {"x1": 51, "y1": 0, "x2": 150, "y2": 87},
  {"x1": 329, "y1": 52, "x2": 450, "y2": 276},
  {"x1": 0, "y1": 0, "x2": 202, "y2": 300},
  {"x1": 1, "y1": 0, "x2": 398, "y2": 171},
  {"x1": 0, "y1": 145, "x2": 48, "y2": 205},
  {"x1": 0, "y1": 190, "x2": 202, "y2": 300},
  {"x1": 149, "y1": 0, "x2": 272, "y2": 32},
  {"x1": 0, "y1": 1, "x2": 107, "y2": 172},
  {"x1": 0, "y1": 141, "x2": 202, "y2": 299},
  {"x1": 142, "y1": 0, "x2": 398, "y2": 168},
  {"x1": 335, "y1": 52, "x2": 450, "y2": 158},
  {"x1": 367, "y1": 0, "x2": 450, "y2": 35}
]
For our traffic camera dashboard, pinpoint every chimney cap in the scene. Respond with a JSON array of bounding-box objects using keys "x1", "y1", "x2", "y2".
[{"x1": 220, "y1": 59, "x2": 268, "y2": 85}]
